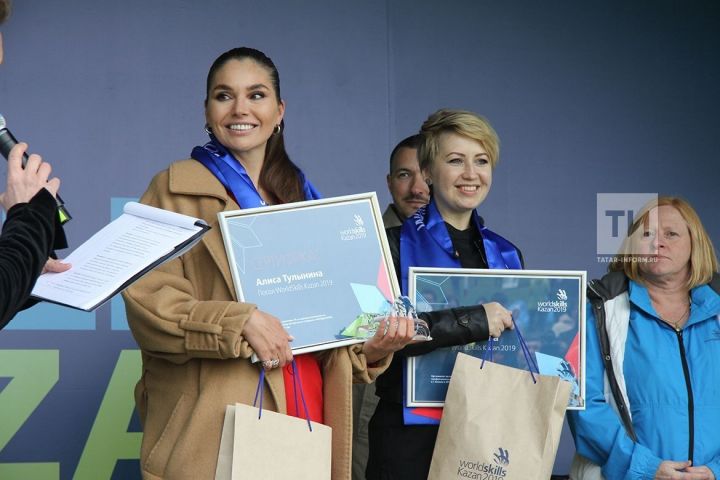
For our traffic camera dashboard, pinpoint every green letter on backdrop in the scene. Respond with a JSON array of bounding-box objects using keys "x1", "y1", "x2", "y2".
[
  {"x1": 74, "y1": 349, "x2": 142, "y2": 479},
  {"x1": 0, "y1": 350, "x2": 60, "y2": 479}
]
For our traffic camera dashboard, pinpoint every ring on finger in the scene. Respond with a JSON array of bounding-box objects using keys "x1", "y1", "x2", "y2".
[{"x1": 262, "y1": 358, "x2": 280, "y2": 369}]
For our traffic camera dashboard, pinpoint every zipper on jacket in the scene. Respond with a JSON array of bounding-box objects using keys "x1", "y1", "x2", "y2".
[
  {"x1": 587, "y1": 280, "x2": 599, "y2": 296},
  {"x1": 675, "y1": 329, "x2": 695, "y2": 464}
]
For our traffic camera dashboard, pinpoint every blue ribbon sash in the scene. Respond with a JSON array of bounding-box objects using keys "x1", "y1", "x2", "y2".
[
  {"x1": 191, "y1": 135, "x2": 321, "y2": 208},
  {"x1": 399, "y1": 199, "x2": 522, "y2": 294}
]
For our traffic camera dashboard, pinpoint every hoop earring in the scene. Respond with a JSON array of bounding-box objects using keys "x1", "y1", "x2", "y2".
[
  {"x1": 273, "y1": 124, "x2": 281, "y2": 135},
  {"x1": 204, "y1": 124, "x2": 212, "y2": 135}
]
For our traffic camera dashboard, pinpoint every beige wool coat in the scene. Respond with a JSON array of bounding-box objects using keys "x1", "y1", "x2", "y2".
[{"x1": 123, "y1": 159, "x2": 391, "y2": 480}]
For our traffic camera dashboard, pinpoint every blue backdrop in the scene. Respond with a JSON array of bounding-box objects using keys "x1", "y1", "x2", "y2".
[{"x1": 1, "y1": 1, "x2": 718, "y2": 478}]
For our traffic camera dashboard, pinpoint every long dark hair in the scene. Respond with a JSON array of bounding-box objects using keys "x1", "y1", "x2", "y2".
[{"x1": 205, "y1": 47, "x2": 305, "y2": 204}]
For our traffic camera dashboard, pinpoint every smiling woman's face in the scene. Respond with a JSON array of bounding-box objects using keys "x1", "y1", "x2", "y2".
[
  {"x1": 424, "y1": 131, "x2": 492, "y2": 229},
  {"x1": 204, "y1": 58, "x2": 285, "y2": 164}
]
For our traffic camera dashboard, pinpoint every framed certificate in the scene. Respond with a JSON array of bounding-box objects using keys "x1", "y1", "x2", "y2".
[
  {"x1": 218, "y1": 193, "x2": 399, "y2": 354},
  {"x1": 407, "y1": 268, "x2": 586, "y2": 410}
]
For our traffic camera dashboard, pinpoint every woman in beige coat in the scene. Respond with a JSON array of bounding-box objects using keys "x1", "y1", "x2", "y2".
[{"x1": 123, "y1": 47, "x2": 414, "y2": 480}]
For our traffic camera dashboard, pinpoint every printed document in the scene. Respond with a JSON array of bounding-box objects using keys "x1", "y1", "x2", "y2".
[{"x1": 32, "y1": 202, "x2": 209, "y2": 311}]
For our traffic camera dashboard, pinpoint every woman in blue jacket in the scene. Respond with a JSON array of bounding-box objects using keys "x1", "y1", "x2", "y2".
[{"x1": 569, "y1": 196, "x2": 720, "y2": 480}]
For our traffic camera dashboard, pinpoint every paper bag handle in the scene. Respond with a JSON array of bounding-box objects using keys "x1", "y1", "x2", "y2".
[
  {"x1": 253, "y1": 368, "x2": 266, "y2": 417},
  {"x1": 289, "y1": 360, "x2": 314, "y2": 431},
  {"x1": 252, "y1": 360, "x2": 313, "y2": 431},
  {"x1": 481, "y1": 316, "x2": 541, "y2": 383}
]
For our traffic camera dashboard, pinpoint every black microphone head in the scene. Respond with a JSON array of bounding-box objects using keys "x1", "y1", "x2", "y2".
[{"x1": 0, "y1": 114, "x2": 7, "y2": 131}]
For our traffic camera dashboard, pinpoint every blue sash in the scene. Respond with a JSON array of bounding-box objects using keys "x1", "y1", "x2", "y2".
[
  {"x1": 191, "y1": 135, "x2": 321, "y2": 208},
  {"x1": 399, "y1": 199, "x2": 522, "y2": 294}
]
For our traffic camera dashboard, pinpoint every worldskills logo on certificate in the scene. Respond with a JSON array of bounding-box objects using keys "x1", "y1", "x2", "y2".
[
  {"x1": 455, "y1": 447, "x2": 510, "y2": 479},
  {"x1": 596, "y1": 193, "x2": 658, "y2": 264},
  {"x1": 339, "y1": 213, "x2": 367, "y2": 241},
  {"x1": 537, "y1": 289, "x2": 569, "y2": 313}
]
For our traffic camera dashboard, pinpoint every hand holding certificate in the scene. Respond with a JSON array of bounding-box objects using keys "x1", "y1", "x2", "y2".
[{"x1": 31, "y1": 202, "x2": 209, "y2": 311}]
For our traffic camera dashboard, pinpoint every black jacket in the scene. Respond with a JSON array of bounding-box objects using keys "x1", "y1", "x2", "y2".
[{"x1": 0, "y1": 189, "x2": 63, "y2": 329}]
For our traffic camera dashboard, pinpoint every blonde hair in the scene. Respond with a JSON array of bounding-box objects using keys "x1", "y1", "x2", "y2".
[
  {"x1": 609, "y1": 196, "x2": 718, "y2": 289},
  {"x1": 418, "y1": 109, "x2": 500, "y2": 172}
]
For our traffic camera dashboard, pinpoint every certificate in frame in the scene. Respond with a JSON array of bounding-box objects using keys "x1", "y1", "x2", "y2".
[
  {"x1": 218, "y1": 192, "x2": 399, "y2": 354},
  {"x1": 407, "y1": 268, "x2": 586, "y2": 410}
]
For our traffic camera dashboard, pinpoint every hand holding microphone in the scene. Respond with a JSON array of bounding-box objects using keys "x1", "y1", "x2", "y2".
[
  {"x1": 0, "y1": 114, "x2": 71, "y2": 223},
  {"x1": 0, "y1": 142, "x2": 60, "y2": 209}
]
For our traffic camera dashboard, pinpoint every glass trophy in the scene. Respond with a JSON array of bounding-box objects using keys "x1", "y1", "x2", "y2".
[{"x1": 344, "y1": 296, "x2": 431, "y2": 341}]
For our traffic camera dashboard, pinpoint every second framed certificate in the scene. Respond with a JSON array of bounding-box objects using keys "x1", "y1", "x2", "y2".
[
  {"x1": 218, "y1": 193, "x2": 399, "y2": 354},
  {"x1": 407, "y1": 268, "x2": 586, "y2": 410}
]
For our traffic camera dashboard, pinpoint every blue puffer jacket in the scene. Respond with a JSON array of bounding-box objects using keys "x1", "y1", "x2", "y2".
[{"x1": 568, "y1": 271, "x2": 720, "y2": 479}]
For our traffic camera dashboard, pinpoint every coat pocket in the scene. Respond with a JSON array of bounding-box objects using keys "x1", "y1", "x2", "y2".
[{"x1": 143, "y1": 393, "x2": 188, "y2": 477}]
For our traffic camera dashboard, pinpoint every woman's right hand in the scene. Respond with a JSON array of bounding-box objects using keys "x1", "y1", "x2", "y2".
[
  {"x1": 361, "y1": 316, "x2": 417, "y2": 364},
  {"x1": 482, "y1": 302, "x2": 514, "y2": 338},
  {"x1": 0, "y1": 143, "x2": 60, "y2": 211},
  {"x1": 243, "y1": 309, "x2": 294, "y2": 369}
]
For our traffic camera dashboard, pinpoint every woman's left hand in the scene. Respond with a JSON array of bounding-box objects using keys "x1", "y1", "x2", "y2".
[
  {"x1": 361, "y1": 316, "x2": 417, "y2": 364},
  {"x1": 655, "y1": 460, "x2": 715, "y2": 479}
]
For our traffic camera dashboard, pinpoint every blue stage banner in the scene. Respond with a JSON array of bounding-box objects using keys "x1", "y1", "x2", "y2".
[
  {"x1": 407, "y1": 268, "x2": 586, "y2": 410},
  {"x1": 218, "y1": 193, "x2": 399, "y2": 354}
]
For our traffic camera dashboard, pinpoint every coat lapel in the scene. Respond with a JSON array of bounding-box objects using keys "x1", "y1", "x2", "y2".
[
  {"x1": 169, "y1": 160, "x2": 241, "y2": 300},
  {"x1": 202, "y1": 219, "x2": 239, "y2": 301}
]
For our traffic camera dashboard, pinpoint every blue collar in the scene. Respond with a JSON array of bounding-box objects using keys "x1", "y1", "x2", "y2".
[{"x1": 629, "y1": 280, "x2": 720, "y2": 327}]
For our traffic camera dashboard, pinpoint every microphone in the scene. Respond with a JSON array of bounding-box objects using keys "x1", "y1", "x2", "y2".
[{"x1": 0, "y1": 114, "x2": 72, "y2": 224}]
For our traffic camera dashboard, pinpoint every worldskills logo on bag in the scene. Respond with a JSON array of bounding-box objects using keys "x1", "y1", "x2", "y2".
[
  {"x1": 340, "y1": 213, "x2": 367, "y2": 241},
  {"x1": 456, "y1": 447, "x2": 510, "y2": 479},
  {"x1": 537, "y1": 289, "x2": 568, "y2": 313},
  {"x1": 596, "y1": 193, "x2": 658, "y2": 264}
]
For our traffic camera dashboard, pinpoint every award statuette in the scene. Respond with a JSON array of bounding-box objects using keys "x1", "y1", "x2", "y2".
[{"x1": 341, "y1": 295, "x2": 431, "y2": 341}]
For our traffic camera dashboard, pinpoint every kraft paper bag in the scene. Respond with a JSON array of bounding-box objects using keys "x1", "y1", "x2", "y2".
[
  {"x1": 428, "y1": 353, "x2": 572, "y2": 480},
  {"x1": 214, "y1": 402, "x2": 332, "y2": 480},
  {"x1": 214, "y1": 405, "x2": 236, "y2": 480}
]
